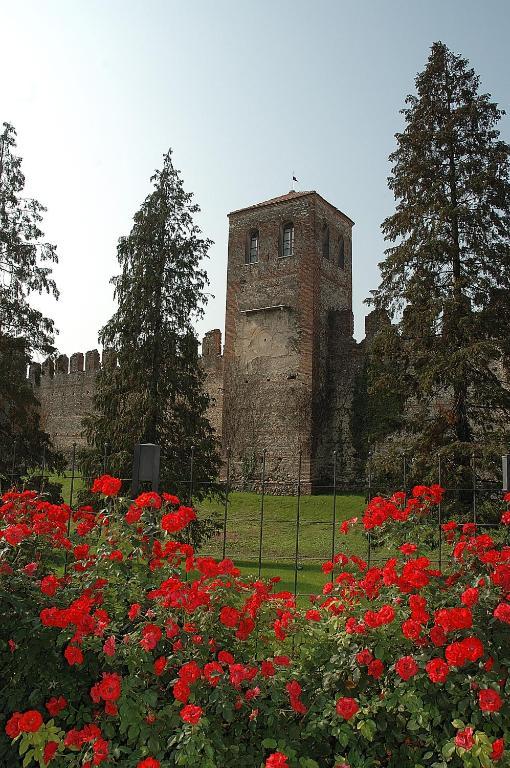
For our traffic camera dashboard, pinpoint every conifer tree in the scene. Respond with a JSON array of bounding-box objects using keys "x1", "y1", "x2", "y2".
[
  {"x1": 368, "y1": 42, "x2": 510, "y2": 485},
  {"x1": 84, "y1": 150, "x2": 221, "y2": 500},
  {"x1": 0, "y1": 122, "x2": 62, "y2": 485}
]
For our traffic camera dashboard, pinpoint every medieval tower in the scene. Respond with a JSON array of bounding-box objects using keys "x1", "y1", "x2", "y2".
[{"x1": 217, "y1": 189, "x2": 355, "y2": 490}]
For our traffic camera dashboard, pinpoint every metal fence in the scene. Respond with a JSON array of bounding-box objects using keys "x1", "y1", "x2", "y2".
[{"x1": 3, "y1": 444, "x2": 508, "y2": 599}]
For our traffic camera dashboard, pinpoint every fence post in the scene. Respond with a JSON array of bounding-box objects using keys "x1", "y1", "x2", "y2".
[
  {"x1": 222, "y1": 448, "x2": 231, "y2": 561},
  {"x1": 69, "y1": 443, "x2": 77, "y2": 508},
  {"x1": 293, "y1": 450, "x2": 302, "y2": 597},
  {"x1": 10, "y1": 438, "x2": 17, "y2": 489},
  {"x1": 188, "y1": 445, "x2": 195, "y2": 506},
  {"x1": 40, "y1": 446, "x2": 46, "y2": 495},
  {"x1": 438, "y1": 453, "x2": 442, "y2": 572},
  {"x1": 472, "y1": 452, "x2": 477, "y2": 524},
  {"x1": 257, "y1": 449, "x2": 267, "y2": 578},
  {"x1": 367, "y1": 450, "x2": 372, "y2": 567},
  {"x1": 330, "y1": 450, "x2": 338, "y2": 582}
]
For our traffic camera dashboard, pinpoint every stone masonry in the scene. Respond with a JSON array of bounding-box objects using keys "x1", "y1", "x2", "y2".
[{"x1": 30, "y1": 190, "x2": 379, "y2": 488}]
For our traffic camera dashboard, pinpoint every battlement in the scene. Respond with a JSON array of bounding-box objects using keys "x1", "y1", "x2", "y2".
[
  {"x1": 201, "y1": 329, "x2": 222, "y2": 359},
  {"x1": 29, "y1": 349, "x2": 117, "y2": 382},
  {"x1": 364, "y1": 308, "x2": 390, "y2": 340}
]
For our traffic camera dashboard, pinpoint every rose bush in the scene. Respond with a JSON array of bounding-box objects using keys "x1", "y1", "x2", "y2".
[{"x1": 0, "y1": 477, "x2": 509, "y2": 767}]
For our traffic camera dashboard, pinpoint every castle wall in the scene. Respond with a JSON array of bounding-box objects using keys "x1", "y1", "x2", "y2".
[
  {"x1": 29, "y1": 350, "x2": 101, "y2": 456},
  {"x1": 30, "y1": 341, "x2": 224, "y2": 459}
]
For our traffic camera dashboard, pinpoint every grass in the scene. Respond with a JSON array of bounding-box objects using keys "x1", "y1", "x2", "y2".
[
  {"x1": 50, "y1": 472, "x2": 368, "y2": 598},
  {"x1": 195, "y1": 491, "x2": 368, "y2": 596}
]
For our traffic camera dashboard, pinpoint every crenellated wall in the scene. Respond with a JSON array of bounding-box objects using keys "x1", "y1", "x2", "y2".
[
  {"x1": 29, "y1": 349, "x2": 104, "y2": 455},
  {"x1": 30, "y1": 339, "x2": 225, "y2": 457}
]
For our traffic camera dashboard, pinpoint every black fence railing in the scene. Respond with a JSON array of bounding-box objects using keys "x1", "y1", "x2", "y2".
[{"x1": 2, "y1": 445, "x2": 508, "y2": 598}]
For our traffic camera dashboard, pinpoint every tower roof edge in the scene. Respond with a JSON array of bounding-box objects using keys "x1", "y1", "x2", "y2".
[{"x1": 228, "y1": 190, "x2": 354, "y2": 226}]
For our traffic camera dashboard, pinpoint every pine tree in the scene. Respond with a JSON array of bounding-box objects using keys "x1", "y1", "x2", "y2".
[
  {"x1": 83, "y1": 150, "x2": 221, "y2": 500},
  {"x1": 0, "y1": 122, "x2": 62, "y2": 485},
  {"x1": 368, "y1": 42, "x2": 510, "y2": 486}
]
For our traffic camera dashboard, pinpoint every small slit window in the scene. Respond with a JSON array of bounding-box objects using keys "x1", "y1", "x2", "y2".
[
  {"x1": 282, "y1": 223, "x2": 294, "y2": 258},
  {"x1": 338, "y1": 236, "x2": 345, "y2": 269},
  {"x1": 322, "y1": 223, "x2": 330, "y2": 259},
  {"x1": 246, "y1": 231, "x2": 259, "y2": 264}
]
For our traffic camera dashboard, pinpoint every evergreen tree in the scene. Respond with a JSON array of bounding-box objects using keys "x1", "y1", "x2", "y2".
[
  {"x1": 83, "y1": 150, "x2": 221, "y2": 500},
  {"x1": 368, "y1": 42, "x2": 510, "y2": 486},
  {"x1": 0, "y1": 122, "x2": 62, "y2": 486}
]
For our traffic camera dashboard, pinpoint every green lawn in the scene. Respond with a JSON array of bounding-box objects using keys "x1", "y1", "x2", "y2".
[
  {"x1": 195, "y1": 491, "x2": 368, "y2": 597},
  {"x1": 51, "y1": 472, "x2": 369, "y2": 598}
]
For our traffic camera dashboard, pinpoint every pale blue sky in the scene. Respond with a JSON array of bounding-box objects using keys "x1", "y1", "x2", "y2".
[{"x1": 2, "y1": 0, "x2": 510, "y2": 355}]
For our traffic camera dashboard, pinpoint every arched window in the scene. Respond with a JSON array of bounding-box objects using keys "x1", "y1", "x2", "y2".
[
  {"x1": 246, "y1": 230, "x2": 259, "y2": 264},
  {"x1": 282, "y1": 223, "x2": 294, "y2": 258},
  {"x1": 338, "y1": 236, "x2": 345, "y2": 269},
  {"x1": 322, "y1": 222, "x2": 330, "y2": 259}
]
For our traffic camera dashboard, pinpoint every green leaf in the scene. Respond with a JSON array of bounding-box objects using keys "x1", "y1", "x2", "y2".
[{"x1": 262, "y1": 739, "x2": 278, "y2": 749}]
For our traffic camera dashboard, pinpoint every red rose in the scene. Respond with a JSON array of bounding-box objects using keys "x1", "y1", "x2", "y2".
[
  {"x1": 395, "y1": 656, "x2": 419, "y2": 681},
  {"x1": 265, "y1": 753, "x2": 290, "y2": 768},
  {"x1": 180, "y1": 704, "x2": 202, "y2": 724},
  {"x1": 140, "y1": 624, "x2": 162, "y2": 651},
  {"x1": 137, "y1": 759, "x2": 161, "y2": 768},
  {"x1": 64, "y1": 645, "x2": 83, "y2": 666},
  {"x1": 425, "y1": 658, "x2": 449, "y2": 683},
  {"x1": 494, "y1": 603, "x2": 510, "y2": 624},
  {"x1": 445, "y1": 637, "x2": 484, "y2": 667},
  {"x1": 402, "y1": 618, "x2": 422, "y2": 641},
  {"x1": 5, "y1": 712, "x2": 22, "y2": 738},
  {"x1": 455, "y1": 727, "x2": 474, "y2": 750},
  {"x1": 335, "y1": 697, "x2": 359, "y2": 720},
  {"x1": 19, "y1": 710, "x2": 43, "y2": 733},
  {"x1": 179, "y1": 661, "x2": 201, "y2": 683},
  {"x1": 261, "y1": 660, "x2": 276, "y2": 677},
  {"x1": 368, "y1": 659, "x2": 384, "y2": 679},
  {"x1": 92, "y1": 475, "x2": 122, "y2": 497},
  {"x1": 45, "y1": 696, "x2": 67, "y2": 717},
  {"x1": 153, "y1": 656, "x2": 167, "y2": 676},
  {"x1": 40, "y1": 575, "x2": 60, "y2": 596},
  {"x1": 219, "y1": 606, "x2": 241, "y2": 628},
  {"x1": 435, "y1": 607, "x2": 472, "y2": 633},
  {"x1": 461, "y1": 587, "x2": 479, "y2": 607},
  {"x1": 429, "y1": 625, "x2": 447, "y2": 646},
  {"x1": 173, "y1": 679, "x2": 190, "y2": 703},
  {"x1": 134, "y1": 491, "x2": 162, "y2": 509},
  {"x1": 162, "y1": 493, "x2": 180, "y2": 505},
  {"x1": 128, "y1": 603, "x2": 141, "y2": 620},
  {"x1": 43, "y1": 741, "x2": 59, "y2": 764},
  {"x1": 491, "y1": 738, "x2": 505, "y2": 761},
  {"x1": 356, "y1": 649, "x2": 373, "y2": 666},
  {"x1": 478, "y1": 689, "x2": 503, "y2": 712},
  {"x1": 91, "y1": 672, "x2": 122, "y2": 703},
  {"x1": 203, "y1": 661, "x2": 223, "y2": 686}
]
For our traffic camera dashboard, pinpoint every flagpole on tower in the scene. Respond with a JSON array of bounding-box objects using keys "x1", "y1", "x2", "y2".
[{"x1": 291, "y1": 172, "x2": 298, "y2": 191}]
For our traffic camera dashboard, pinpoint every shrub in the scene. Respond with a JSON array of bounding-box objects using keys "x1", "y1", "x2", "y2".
[{"x1": 0, "y1": 477, "x2": 509, "y2": 767}]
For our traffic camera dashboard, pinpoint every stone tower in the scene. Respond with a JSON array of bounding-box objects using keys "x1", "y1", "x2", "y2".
[{"x1": 221, "y1": 190, "x2": 354, "y2": 491}]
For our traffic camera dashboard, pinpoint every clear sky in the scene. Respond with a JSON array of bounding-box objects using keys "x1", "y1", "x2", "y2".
[{"x1": 2, "y1": 0, "x2": 510, "y2": 357}]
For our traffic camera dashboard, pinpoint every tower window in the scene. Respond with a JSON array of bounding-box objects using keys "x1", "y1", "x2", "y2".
[
  {"x1": 322, "y1": 223, "x2": 330, "y2": 259},
  {"x1": 246, "y1": 230, "x2": 259, "y2": 264},
  {"x1": 338, "y1": 236, "x2": 345, "y2": 269},
  {"x1": 282, "y1": 223, "x2": 294, "y2": 258}
]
